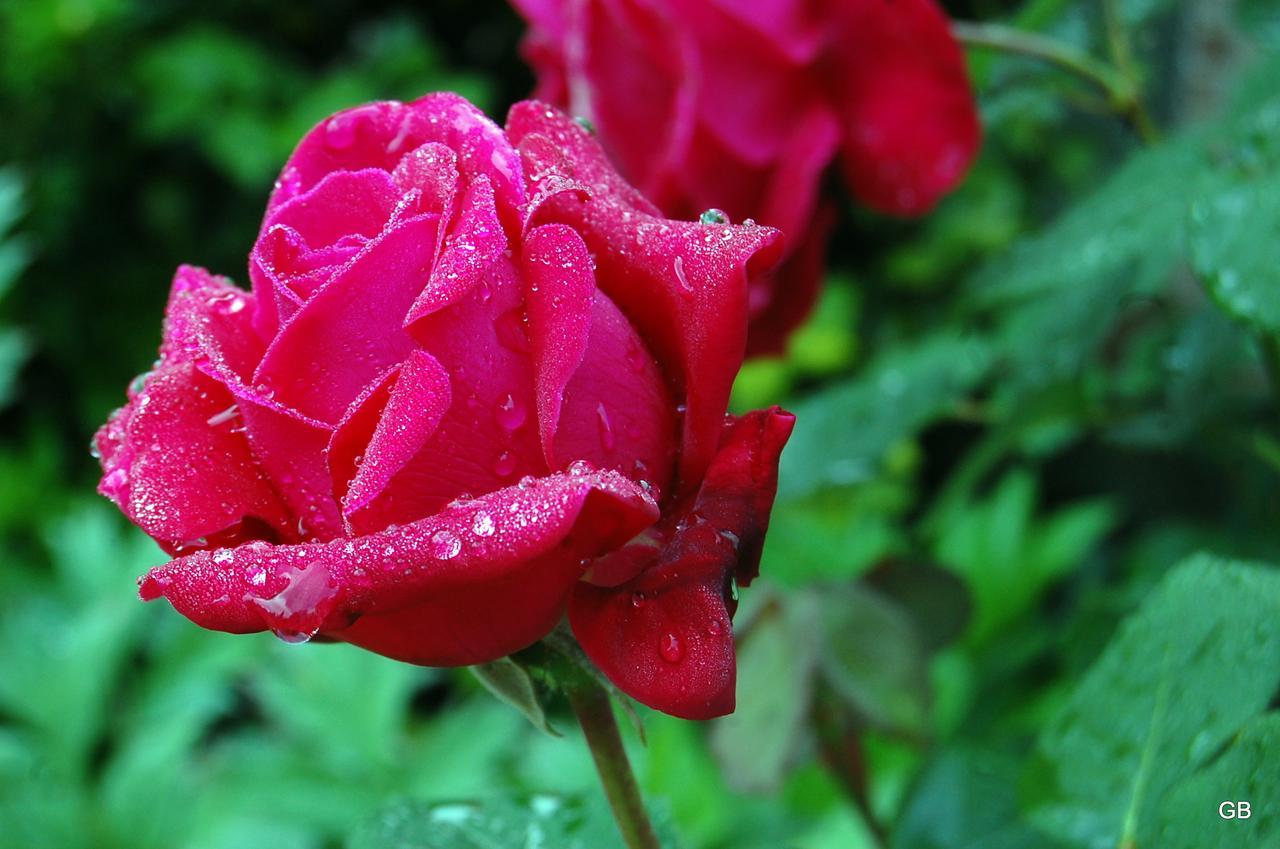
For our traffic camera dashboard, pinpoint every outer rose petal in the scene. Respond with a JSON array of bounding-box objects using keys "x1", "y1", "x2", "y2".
[
  {"x1": 506, "y1": 102, "x2": 783, "y2": 489},
  {"x1": 570, "y1": 407, "x2": 794, "y2": 718},
  {"x1": 834, "y1": 0, "x2": 980, "y2": 215},
  {"x1": 140, "y1": 469, "x2": 659, "y2": 665},
  {"x1": 95, "y1": 361, "x2": 292, "y2": 554}
]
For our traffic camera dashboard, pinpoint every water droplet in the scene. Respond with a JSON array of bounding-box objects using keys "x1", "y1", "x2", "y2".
[
  {"x1": 128, "y1": 371, "x2": 152, "y2": 396},
  {"x1": 493, "y1": 450, "x2": 517, "y2": 477},
  {"x1": 707, "y1": 620, "x2": 724, "y2": 636},
  {"x1": 568, "y1": 459, "x2": 593, "y2": 476},
  {"x1": 472, "y1": 511, "x2": 495, "y2": 537},
  {"x1": 573, "y1": 115, "x2": 596, "y2": 134},
  {"x1": 495, "y1": 393, "x2": 527, "y2": 432},
  {"x1": 659, "y1": 632, "x2": 683, "y2": 663},
  {"x1": 672, "y1": 255, "x2": 693, "y2": 297},
  {"x1": 206, "y1": 403, "x2": 239, "y2": 427},
  {"x1": 324, "y1": 114, "x2": 357, "y2": 150},
  {"x1": 631, "y1": 591, "x2": 647, "y2": 608},
  {"x1": 596, "y1": 402, "x2": 616, "y2": 451},
  {"x1": 88, "y1": 438, "x2": 101, "y2": 460},
  {"x1": 430, "y1": 529, "x2": 462, "y2": 560},
  {"x1": 272, "y1": 628, "x2": 313, "y2": 644},
  {"x1": 718, "y1": 529, "x2": 740, "y2": 551},
  {"x1": 699, "y1": 208, "x2": 730, "y2": 225},
  {"x1": 624, "y1": 345, "x2": 646, "y2": 374}
]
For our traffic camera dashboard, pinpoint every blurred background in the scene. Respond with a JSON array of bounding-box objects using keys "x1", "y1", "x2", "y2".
[{"x1": 3, "y1": 1, "x2": 1280, "y2": 847}]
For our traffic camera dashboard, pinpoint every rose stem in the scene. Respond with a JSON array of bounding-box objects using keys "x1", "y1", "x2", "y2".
[
  {"x1": 951, "y1": 20, "x2": 1160, "y2": 143},
  {"x1": 566, "y1": 678, "x2": 662, "y2": 849}
]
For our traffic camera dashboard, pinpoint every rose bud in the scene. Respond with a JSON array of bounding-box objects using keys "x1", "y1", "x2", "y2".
[
  {"x1": 511, "y1": 0, "x2": 982, "y2": 352},
  {"x1": 93, "y1": 94, "x2": 794, "y2": 720}
]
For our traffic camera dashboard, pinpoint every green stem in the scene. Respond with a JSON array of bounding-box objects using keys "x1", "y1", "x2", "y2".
[
  {"x1": 566, "y1": 678, "x2": 661, "y2": 849},
  {"x1": 952, "y1": 20, "x2": 1159, "y2": 143}
]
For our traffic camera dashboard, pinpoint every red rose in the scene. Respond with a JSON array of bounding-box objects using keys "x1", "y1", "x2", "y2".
[
  {"x1": 94, "y1": 94, "x2": 794, "y2": 719},
  {"x1": 512, "y1": 0, "x2": 982, "y2": 352}
]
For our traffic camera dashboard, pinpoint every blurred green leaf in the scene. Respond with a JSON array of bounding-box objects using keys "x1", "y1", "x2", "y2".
[
  {"x1": 349, "y1": 793, "x2": 675, "y2": 849},
  {"x1": 816, "y1": 584, "x2": 930, "y2": 737},
  {"x1": 780, "y1": 334, "x2": 993, "y2": 499},
  {"x1": 471, "y1": 657, "x2": 560, "y2": 738},
  {"x1": 933, "y1": 469, "x2": 1115, "y2": 643},
  {"x1": 893, "y1": 746, "x2": 1063, "y2": 849},
  {"x1": 1190, "y1": 173, "x2": 1280, "y2": 335},
  {"x1": 1026, "y1": 554, "x2": 1280, "y2": 849},
  {"x1": 711, "y1": 596, "x2": 818, "y2": 793},
  {"x1": 1152, "y1": 713, "x2": 1280, "y2": 848}
]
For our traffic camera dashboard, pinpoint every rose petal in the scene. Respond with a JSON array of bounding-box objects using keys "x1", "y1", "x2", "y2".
[
  {"x1": 522, "y1": 222, "x2": 594, "y2": 465},
  {"x1": 254, "y1": 213, "x2": 438, "y2": 422},
  {"x1": 569, "y1": 406, "x2": 794, "y2": 719},
  {"x1": 506, "y1": 102, "x2": 784, "y2": 490},
  {"x1": 833, "y1": 0, "x2": 980, "y2": 216},
  {"x1": 553, "y1": 291, "x2": 676, "y2": 497},
  {"x1": 267, "y1": 96, "x2": 526, "y2": 219},
  {"x1": 140, "y1": 468, "x2": 659, "y2": 664},
  {"x1": 95, "y1": 360, "x2": 292, "y2": 554},
  {"x1": 352, "y1": 258, "x2": 546, "y2": 534},
  {"x1": 404, "y1": 176, "x2": 508, "y2": 326},
  {"x1": 334, "y1": 349, "x2": 453, "y2": 518}
]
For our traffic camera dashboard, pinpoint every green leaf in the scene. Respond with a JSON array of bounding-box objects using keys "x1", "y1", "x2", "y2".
[
  {"x1": 933, "y1": 469, "x2": 1115, "y2": 643},
  {"x1": 349, "y1": 794, "x2": 675, "y2": 849},
  {"x1": 815, "y1": 584, "x2": 929, "y2": 736},
  {"x1": 1026, "y1": 554, "x2": 1280, "y2": 849},
  {"x1": 710, "y1": 596, "x2": 818, "y2": 793},
  {"x1": 470, "y1": 657, "x2": 560, "y2": 738},
  {"x1": 893, "y1": 746, "x2": 1065, "y2": 849},
  {"x1": 779, "y1": 334, "x2": 993, "y2": 499},
  {"x1": 1152, "y1": 713, "x2": 1280, "y2": 848},
  {"x1": 1190, "y1": 172, "x2": 1280, "y2": 335}
]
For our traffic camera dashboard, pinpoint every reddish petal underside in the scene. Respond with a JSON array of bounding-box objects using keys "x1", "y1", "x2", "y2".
[
  {"x1": 140, "y1": 469, "x2": 659, "y2": 665},
  {"x1": 570, "y1": 406, "x2": 794, "y2": 718},
  {"x1": 834, "y1": 0, "x2": 981, "y2": 216}
]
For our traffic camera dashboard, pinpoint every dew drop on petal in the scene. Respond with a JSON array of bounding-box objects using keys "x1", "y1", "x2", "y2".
[
  {"x1": 324, "y1": 115, "x2": 356, "y2": 150},
  {"x1": 596, "y1": 402, "x2": 616, "y2": 451},
  {"x1": 699, "y1": 208, "x2": 730, "y2": 225},
  {"x1": 573, "y1": 115, "x2": 596, "y2": 134},
  {"x1": 493, "y1": 450, "x2": 517, "y2": 477},
  {"x1": 672, "y1": 255, "x2": 693, "y2": 298},
  {"x1": 707, "y1": 620, "x2": 724, "y2": 636},
  {"x1": 429, "y1": 529, "x2": 462, "y2": 560},
  {"x1": 495, "y1": 393, "x2": 527, "y2": 432},
  {"x1": 659, "y1": 632, "x2": 683, "y2": 663},
  {"x1": 631, "y1": 591, "x2": 647, "y2": 608},
  {"x1": 472, "y1": 510, "x2": 495, "y2": 537}
]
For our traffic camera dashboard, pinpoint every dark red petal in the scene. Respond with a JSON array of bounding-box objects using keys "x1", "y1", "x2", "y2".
[
  {"x1": 140, "y1": 469, "x2": 659, "y2": 664},
  {"x1": 569, "y1": 407, "x2": 794, "y2": 719},
  {"x1": 834, "y1": 0, "x2": 981, "y2": 216},
  {"x1": 506, "y1": 102, "x2": 784, "y2": 490}
]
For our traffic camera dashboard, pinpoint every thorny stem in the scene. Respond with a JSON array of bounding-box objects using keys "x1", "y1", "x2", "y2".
[
  {"x1": 952, "y1": 20, "x2": 1160, "y2": 143},
  {"x1": 566, "y1": 677, "x2": 662, "y2": 849}
]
